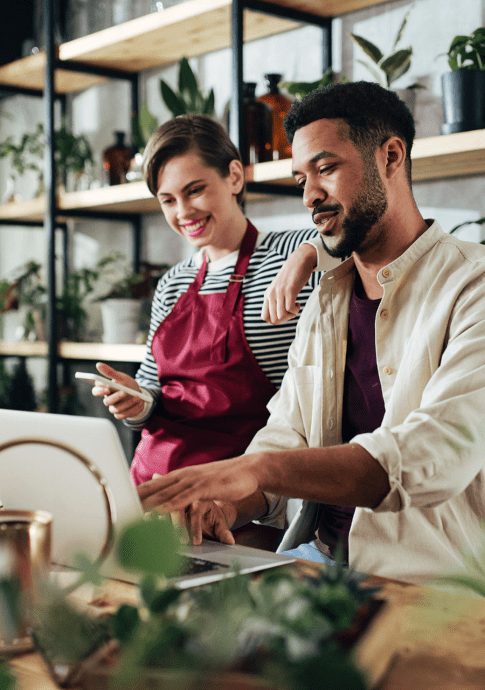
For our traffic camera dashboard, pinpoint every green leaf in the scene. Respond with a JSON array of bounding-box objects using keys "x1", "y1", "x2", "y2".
[
  {"x1": 148, "y1": 587, "x2": 182, "y2": 614},
  {"x1": 178, "y1": 57, "x2": 199, "y2": 100},
  {"x1": 116, "y1": 514, "x2": 181, "y2": 577},
  {"x1": 379, "y1": 48, "x2": 412, "y2": 83},
  {"x1": 0, "y1": 662, "x2": 16, "y2": 690},
  {"x1": 202, "y1": 89, "x2": 215, "y2": 116},
  {"x1": 111, "y1": 604, "x2": 141, "y2": 643},
  {"x1": 449, "y1": 217, "x2": 485, "y2": 234},
  {"x1": 160, "y1": 80, "x2": 187, "y2": 116},
  {"x1": 356, "y1": 59, "x2": 386, "y2": 87},
  {"x1": 349, "y1": 33, "x2": 383, "y2": 65},
  {"x1": 393, "y1": 4, "x2": 413, "y2": 50}
]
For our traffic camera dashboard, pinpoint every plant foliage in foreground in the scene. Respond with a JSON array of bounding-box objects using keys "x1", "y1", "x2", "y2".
[{"x1": 33, "y1": 515, "x2": 377, "y2": 690}]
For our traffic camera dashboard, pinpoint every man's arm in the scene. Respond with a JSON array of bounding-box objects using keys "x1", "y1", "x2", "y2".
[{"x1": 137, "y1": 442, "x2": 390, "y2": 520}]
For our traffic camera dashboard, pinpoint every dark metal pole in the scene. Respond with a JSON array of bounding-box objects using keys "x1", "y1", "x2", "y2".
[
  {"x1": 44, "y1": 0, "x2": 59, "y2": 413},
  {"x1": 132, "y1": 215, "x2": 142, "y2": 274},
  {"x1": 322, "y1": 22, "x2": 332, "y2": 74},
  {"x1": 230, "y1": 0, "x2": 244, "y2": 155}
]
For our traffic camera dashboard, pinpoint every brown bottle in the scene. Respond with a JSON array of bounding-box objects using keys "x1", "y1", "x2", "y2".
[
  {"x1": 258, "y1": 74, "x2": 292, "y2": 160},
  {"x1": 103, "y1": 131, "x2": 133, "y2": 185},
  {"x1": 242, "y1": 82, "x2": 273, "y2": 166}
]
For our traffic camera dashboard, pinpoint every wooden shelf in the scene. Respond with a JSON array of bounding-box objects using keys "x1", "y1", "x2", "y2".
[
  {"x1": 0, "y1": 341, "x2": 145, "y2": 362},
  {"x1": 59, "y1": 342, "x2": 146, "y2": 362},
  {"x1": 0, "y1": 0, "x2": 391, "y2": 94},
  {"x1": 1, "y1": 129, "x2": 484, "y2": 223}
]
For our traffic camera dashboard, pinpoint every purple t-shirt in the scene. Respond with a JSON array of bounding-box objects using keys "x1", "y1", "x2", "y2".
[{"x1": 316, "y1": 275, "x2": 385, "y2": 560}]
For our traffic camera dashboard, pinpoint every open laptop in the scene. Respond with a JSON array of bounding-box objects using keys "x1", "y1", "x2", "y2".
[{"x1": 0, "y1": 409, "x2": 294, "y2": 588}]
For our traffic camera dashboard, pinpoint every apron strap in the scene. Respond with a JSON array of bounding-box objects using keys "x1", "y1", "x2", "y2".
[{"x1": 210, "y1": 221, "x2": 258, "y2": 363}]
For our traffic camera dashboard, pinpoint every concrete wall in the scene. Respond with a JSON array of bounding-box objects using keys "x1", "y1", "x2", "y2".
[{"x1": 1, "y1": 0, "x2": 484, "y2": 453}]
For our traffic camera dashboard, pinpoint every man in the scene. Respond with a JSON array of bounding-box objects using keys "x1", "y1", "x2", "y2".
[{"x1": 138, "y1": 81, "x2": 485, "y2": 585}]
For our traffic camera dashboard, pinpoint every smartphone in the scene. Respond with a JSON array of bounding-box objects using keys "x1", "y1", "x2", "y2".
[{"x1": 75, "y1": 372, "x2": 153, "y2": 403}]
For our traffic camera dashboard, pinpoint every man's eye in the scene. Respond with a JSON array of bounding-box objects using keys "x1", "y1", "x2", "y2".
[
  {"x1": 319, "y1": 165, "x2": 335, "y2": 175},
  {"x1": 297, "y1": 179, "x2": 306, "y2": 188}
]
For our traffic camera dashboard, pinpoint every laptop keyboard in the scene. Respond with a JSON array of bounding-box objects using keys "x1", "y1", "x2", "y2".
[{"x1": 179, "y1": 555, "x2": 230, "y2": 576}]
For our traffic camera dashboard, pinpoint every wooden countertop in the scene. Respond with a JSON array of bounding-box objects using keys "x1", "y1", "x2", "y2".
[{"x1": 9, "y1": 567, "x2": 485, "y2": 690}]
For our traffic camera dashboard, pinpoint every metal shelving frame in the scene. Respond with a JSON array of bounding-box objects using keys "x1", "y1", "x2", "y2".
[{"x1": 2, "y1": 0, "x2": 329, "y2": 413}]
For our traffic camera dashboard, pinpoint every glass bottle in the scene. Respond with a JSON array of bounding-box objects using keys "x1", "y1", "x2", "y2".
[
  {"x1": 242, "y1": 82, "x2": 273, "y2": 166},
  {"x1": 103, "y1": 131, "x2": 134, "y2": 186},
  {"x1": 258, "y1": 74, "x2": 293, "y2": 160}
]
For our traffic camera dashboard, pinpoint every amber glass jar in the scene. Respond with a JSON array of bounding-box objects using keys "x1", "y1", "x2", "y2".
[
  {"x1": 242, "y1": 82, "x2": 273, "y2": 166},
  {"x1": 258, "y1": 74, "x2": 292, "y2": 160},
  {"x1": 103, "y1": 131, "x2": 133, "y2": 185}
]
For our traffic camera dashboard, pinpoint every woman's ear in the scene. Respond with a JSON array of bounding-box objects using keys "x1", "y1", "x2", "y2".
[
  {"x1": 381, "y1": 136, "x2": 407, "y2": 179},
  {"x1": 227, "y1": 159, "x2": 245, "y2": 195}
]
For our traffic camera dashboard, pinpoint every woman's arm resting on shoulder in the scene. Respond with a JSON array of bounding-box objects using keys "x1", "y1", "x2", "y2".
[{"x1": 262, "y1": 243, "x2": 318, "y2": 325}]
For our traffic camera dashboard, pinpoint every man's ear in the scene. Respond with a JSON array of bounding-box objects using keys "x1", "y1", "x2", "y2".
[{"x1": 380, "y1": 137, "x2": 407, "y2": 179}]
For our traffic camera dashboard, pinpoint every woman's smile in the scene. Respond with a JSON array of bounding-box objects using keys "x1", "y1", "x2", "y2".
[{"x1": 182, "y1": 216, "x2": 210, "y2": 237}]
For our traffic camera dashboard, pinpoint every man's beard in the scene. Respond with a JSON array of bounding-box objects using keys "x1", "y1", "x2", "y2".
[{"x1": 315, "y1": 160, "x2": 388, "y2": 260}]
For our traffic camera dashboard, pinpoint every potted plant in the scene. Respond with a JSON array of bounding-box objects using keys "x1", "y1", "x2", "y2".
[
  {"x1": 440, "y1": 28, "x2": 485, "y2": 135},
  {"x1": 0, "y1": 121, "x2": 94, "y2": 200},
  {"x1": 0, "y1": 260, "x2": 47, "y2": 341},
  {"x1": 95, "y1": 255, "x2": 170, "y2": 344},
  {"x1": 31, "y1": 514, "x2": 378, "y2": 690},
  {"x1": 349, "y1": 5, "x2": 424, "y2": 112},
  {"x1": 0, "y1": 123, "x2": 44, "y2": 202}
]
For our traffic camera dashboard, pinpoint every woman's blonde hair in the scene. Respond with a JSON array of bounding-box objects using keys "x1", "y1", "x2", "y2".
[{"x1": 142, "y1": 114, "x2": 246, "y2": 206}]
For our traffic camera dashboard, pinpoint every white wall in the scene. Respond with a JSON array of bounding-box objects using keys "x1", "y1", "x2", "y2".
[{"x1": 1, "y1": 0, "x2": 485, "y2": 448}]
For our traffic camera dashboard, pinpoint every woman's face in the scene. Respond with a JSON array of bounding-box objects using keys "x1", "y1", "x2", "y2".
[{"x1": 156, "y1": 152, "x2": 245, "y2": 260}]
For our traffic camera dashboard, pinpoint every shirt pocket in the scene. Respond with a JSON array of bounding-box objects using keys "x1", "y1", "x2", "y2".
[{"x1": 292, "y1": 366, "x2": 324, "y2": 447}]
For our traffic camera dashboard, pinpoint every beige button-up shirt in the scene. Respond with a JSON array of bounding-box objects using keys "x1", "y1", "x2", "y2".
[{"x1": 249, "y1": 221, "x2": 485, "y2": 585}]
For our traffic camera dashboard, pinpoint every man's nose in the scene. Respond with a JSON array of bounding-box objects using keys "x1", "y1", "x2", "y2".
[{"x1": 303, "y1": 178, "x2": 326, "y2": 210}]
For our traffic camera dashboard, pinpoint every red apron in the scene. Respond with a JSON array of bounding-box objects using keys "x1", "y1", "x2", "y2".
[{"x1": 131, "y1": 221, "x2": 277, "y2": 485}]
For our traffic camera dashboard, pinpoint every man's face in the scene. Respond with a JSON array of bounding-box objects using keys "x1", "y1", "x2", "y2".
[{"x1": 291, "y1": 118, "x2": 388, "y2": 259}]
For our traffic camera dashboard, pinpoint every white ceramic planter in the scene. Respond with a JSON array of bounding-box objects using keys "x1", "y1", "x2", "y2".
[{"x1": 100, "y1": 298, "x2": 143, "y2": 344}]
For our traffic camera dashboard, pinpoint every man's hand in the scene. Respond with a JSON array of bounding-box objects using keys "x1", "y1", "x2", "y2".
[
  {"x1": 137, "y1": 457, "x2": 259, "y2": 513},
  {"x1": 184, "y1": 500, "x2": 237, "y2": 545},
  {"x1": 92, "y1": 361, "x2": 146, "y2": 420},
  {"x1": 262, "y1": 243, "x2": 317, "y2": 325}
]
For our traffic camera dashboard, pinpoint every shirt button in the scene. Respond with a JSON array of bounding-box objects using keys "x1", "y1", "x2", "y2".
[
  {"x1": 383, "y1": 366, "x2": 393, "y2": 375},
  {"x1": 329, "y1": 369, "x2": 334, "y2": 378},
  {"x1": 380, "y1": 309, "x2": 389, "y2": 319},
  {"x1": 327, "y1": 419, "x2": 334, "y2": 429},
  {"x1": 382, "y1": 268, "x2": 392, "y2": 279}
]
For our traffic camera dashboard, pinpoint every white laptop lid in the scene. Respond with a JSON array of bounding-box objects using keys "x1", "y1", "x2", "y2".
[
  {"x1": 0, "y1": 409, "x2": 143, "y2": 566},
  {"x1": 0, "y1": 409, "x2": 295, "y2": 587}
]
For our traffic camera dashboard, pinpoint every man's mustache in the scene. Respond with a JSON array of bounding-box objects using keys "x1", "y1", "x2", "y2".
[{"x1": 312, "y1": 204, "x2": 340, "y2": 223}]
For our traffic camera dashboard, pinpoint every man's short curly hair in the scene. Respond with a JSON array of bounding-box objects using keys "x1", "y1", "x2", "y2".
[{"x1": 284, "y1": 81, "x2": 416, "y2": 185}]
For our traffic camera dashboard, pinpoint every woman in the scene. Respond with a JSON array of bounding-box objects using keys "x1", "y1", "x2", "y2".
[{"x1": 92, "y1": 115, "x2": 322, "y2": 487}]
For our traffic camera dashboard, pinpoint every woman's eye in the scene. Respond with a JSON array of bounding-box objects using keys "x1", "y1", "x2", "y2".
[
  {"x1": 160, "y1": 198, "x2": 173, "y2": 205},
  {"x1": 189, "y1": 186, "x2": 204, "y2": 195}
]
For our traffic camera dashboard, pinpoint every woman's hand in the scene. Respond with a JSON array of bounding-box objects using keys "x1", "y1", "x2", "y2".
[
  {"x1": 91, "y1": 362, "x2": 146, "y2": 420},
  {"x1": 261, "y1": 243, "x2": 317, "y2": 325}
]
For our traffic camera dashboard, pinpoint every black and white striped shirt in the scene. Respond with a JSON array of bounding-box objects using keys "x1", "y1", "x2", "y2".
[{"x1": 129, "y1": 228, "x2": 322, "y2": 426}]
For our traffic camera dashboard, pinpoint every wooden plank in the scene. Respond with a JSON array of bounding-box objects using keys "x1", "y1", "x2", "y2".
[
  {"x1": 59, "y1": 0, "x2": 301, "y2": 73},
  {"x1": 59, "y1": 181, "x2": 159, "y2": 215},
  {"x1": 59, "y1": 342, "x2": 146, "y2": 362},
  {"x1": 0, "y1": 52, "x2": 107, "y2": 94},
  {"x1": 412, "y1": 128, "x2": 485, "y2": 181},
  {"x1": 264, "y1": 0, "x2": 391, "y2": 16},
  {"x1": 0, "y1": 341, "x2": 48, "y2": 356}
]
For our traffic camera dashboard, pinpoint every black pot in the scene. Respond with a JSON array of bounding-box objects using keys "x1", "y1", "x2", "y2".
[{"x1": 441, "y1": 70, "x2": 485, "y2": 134}]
